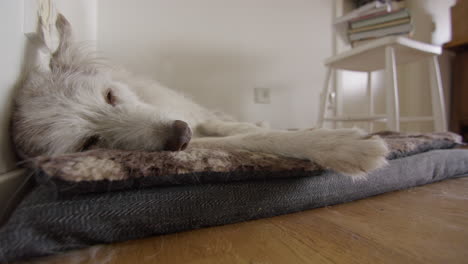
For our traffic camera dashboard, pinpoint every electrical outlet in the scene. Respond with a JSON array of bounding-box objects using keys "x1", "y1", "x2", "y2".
[{"x1": 254, "y1": 87, "x2": 271, "y2": 104}]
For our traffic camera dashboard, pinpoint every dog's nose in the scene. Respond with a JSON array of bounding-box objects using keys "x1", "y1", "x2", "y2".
[{"x1": 163, "y1": 120, "x2": 192, "y2": 151}]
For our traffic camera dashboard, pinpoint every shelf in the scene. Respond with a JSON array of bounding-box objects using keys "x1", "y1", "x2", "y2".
[{"x1": 325, "y1": 36, "x2": 441, "y2": 72}]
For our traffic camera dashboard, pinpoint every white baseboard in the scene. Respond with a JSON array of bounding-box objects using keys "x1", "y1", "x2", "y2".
[{"x1": 0, "y1": 169, "x2": 28, "y2": 222}]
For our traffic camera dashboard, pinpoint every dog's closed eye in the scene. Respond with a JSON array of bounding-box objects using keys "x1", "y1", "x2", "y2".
[
  {"x1": 81, "y1": 135, "x2": 100, "y2": 151},
  {"x1": 105, "y1": 89, "x2": 117, "y2": 106}
]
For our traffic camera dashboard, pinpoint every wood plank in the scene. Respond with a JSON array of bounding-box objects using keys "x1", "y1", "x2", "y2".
[{"x1": 21, "y1": 177, "x2": 468, "y2": 264}]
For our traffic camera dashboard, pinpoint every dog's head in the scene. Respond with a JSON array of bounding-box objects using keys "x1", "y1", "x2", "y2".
[{"x1": 12, "y1": 14, "x2": 191, "y2": 159}]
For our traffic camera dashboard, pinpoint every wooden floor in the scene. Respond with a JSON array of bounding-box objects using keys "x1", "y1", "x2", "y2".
[{"x1": 24, "y1": 177, "x2": 468, "y2": 264}]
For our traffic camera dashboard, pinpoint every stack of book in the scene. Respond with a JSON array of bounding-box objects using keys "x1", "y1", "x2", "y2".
[{"x1": 334, "y1": 0, "x2": 412, "y2": 47}]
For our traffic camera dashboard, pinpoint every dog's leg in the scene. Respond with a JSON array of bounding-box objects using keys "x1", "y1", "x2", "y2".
[
  {"x1": 192, "y1": 127, "x2": 389, "y2": 179},
  {"x1": 197, "y1": 120, "x2": 271, "y2": 136}
]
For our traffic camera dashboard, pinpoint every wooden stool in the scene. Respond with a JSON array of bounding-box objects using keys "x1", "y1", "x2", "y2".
[{"x1": 318, "y1": 36, "x2": 447, "y2": 132}]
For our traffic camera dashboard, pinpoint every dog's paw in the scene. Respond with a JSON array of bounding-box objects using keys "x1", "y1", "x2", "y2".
[{"x1": 300, "y1": 128, "x2": 389, "y2": 179}]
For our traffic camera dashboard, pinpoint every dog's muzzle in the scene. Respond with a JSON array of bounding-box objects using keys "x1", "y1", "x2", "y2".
[{"x1": 163, "y1": 120, "x2": 192, "y2": 151}]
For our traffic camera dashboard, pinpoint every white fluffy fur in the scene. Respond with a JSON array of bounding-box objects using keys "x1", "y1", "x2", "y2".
[{"x1": 12, "y1": 14, "x2": 389, "y2": 179}]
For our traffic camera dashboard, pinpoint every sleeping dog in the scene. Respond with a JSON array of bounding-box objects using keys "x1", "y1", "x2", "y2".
[{"x1": 12, "y1": 14, "x2": 388, "y2": 179}]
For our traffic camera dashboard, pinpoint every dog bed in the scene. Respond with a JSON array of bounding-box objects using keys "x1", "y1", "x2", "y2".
[{"x1": 1, "y1": 132, "x2": 467, "y2": 262}]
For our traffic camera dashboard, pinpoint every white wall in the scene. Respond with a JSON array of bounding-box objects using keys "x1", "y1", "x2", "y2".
[
  {"x1": 335, "y1": 0, "x2": 456, "y2": 132},
  {"x1": 98, "y1": 0, "x2": 333, "y2": 129},
  {"x1": 0, "y1": 1, "x2": 28, "y2": 175}
]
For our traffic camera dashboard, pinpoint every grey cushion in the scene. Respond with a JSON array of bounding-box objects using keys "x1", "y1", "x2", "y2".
[{"x1": 1, "y1": 149, "x2": 467, "y2": 263}]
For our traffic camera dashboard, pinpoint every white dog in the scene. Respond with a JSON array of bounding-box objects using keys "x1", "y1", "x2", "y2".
[{"x1": 12, "y1": 14, "x2": 389, "y2": 178}]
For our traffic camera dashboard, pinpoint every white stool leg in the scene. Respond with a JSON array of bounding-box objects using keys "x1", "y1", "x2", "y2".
[
  {"x1": 367, "y1": 71, "x2": 374, "y2": 132},
  {"x1": 427, "y1": 56, "x2": 447, "y2": 132},
  {"x1": 385, "y1": 46, "x2": 400, "y2": 131},
  {"x1": 318, "y1": 67, "x2": 332, "y2": 128}
]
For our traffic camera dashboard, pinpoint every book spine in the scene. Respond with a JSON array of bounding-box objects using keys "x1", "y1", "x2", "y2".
[
  {"x1": 349, "y1": 17, "x2": 411, "y2": 34},
  {"x1": 349, "y1": 9, "x2": 390, "y2": 23},
  {"x1": 349, "y1": 23, "x2": 413, "y2": 41},
  {"x1": 351, "y1": 9, "x2": 410, "y2": 29},
  {"x1": 334, "y1": 0, "x2": 388, "y2": 24},
  {"x1": 355, "y1": 6, "x2": 389, "y2": 18},
  {"x1": 351, "y1": 33, "x2": 410, "y2": 47}
]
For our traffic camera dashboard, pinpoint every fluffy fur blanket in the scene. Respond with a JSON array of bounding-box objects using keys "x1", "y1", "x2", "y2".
[{"x1": 26, "y1": 131, "x2": 462, "y2": 194}]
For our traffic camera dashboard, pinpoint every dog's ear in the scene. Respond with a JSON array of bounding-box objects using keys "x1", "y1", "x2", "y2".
[
  {"x1": 37, "y1": 13, "x2": 102, "y2": 74},
  {"x1": 53, "y1": 13, "x2": 73, "y2": 56},
  {"x1": 34, "y1": 13, "x2": 74, "y2": 72},
  {"x1": 49, "y1": 13, "x2": 101, "y2": 73}
]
